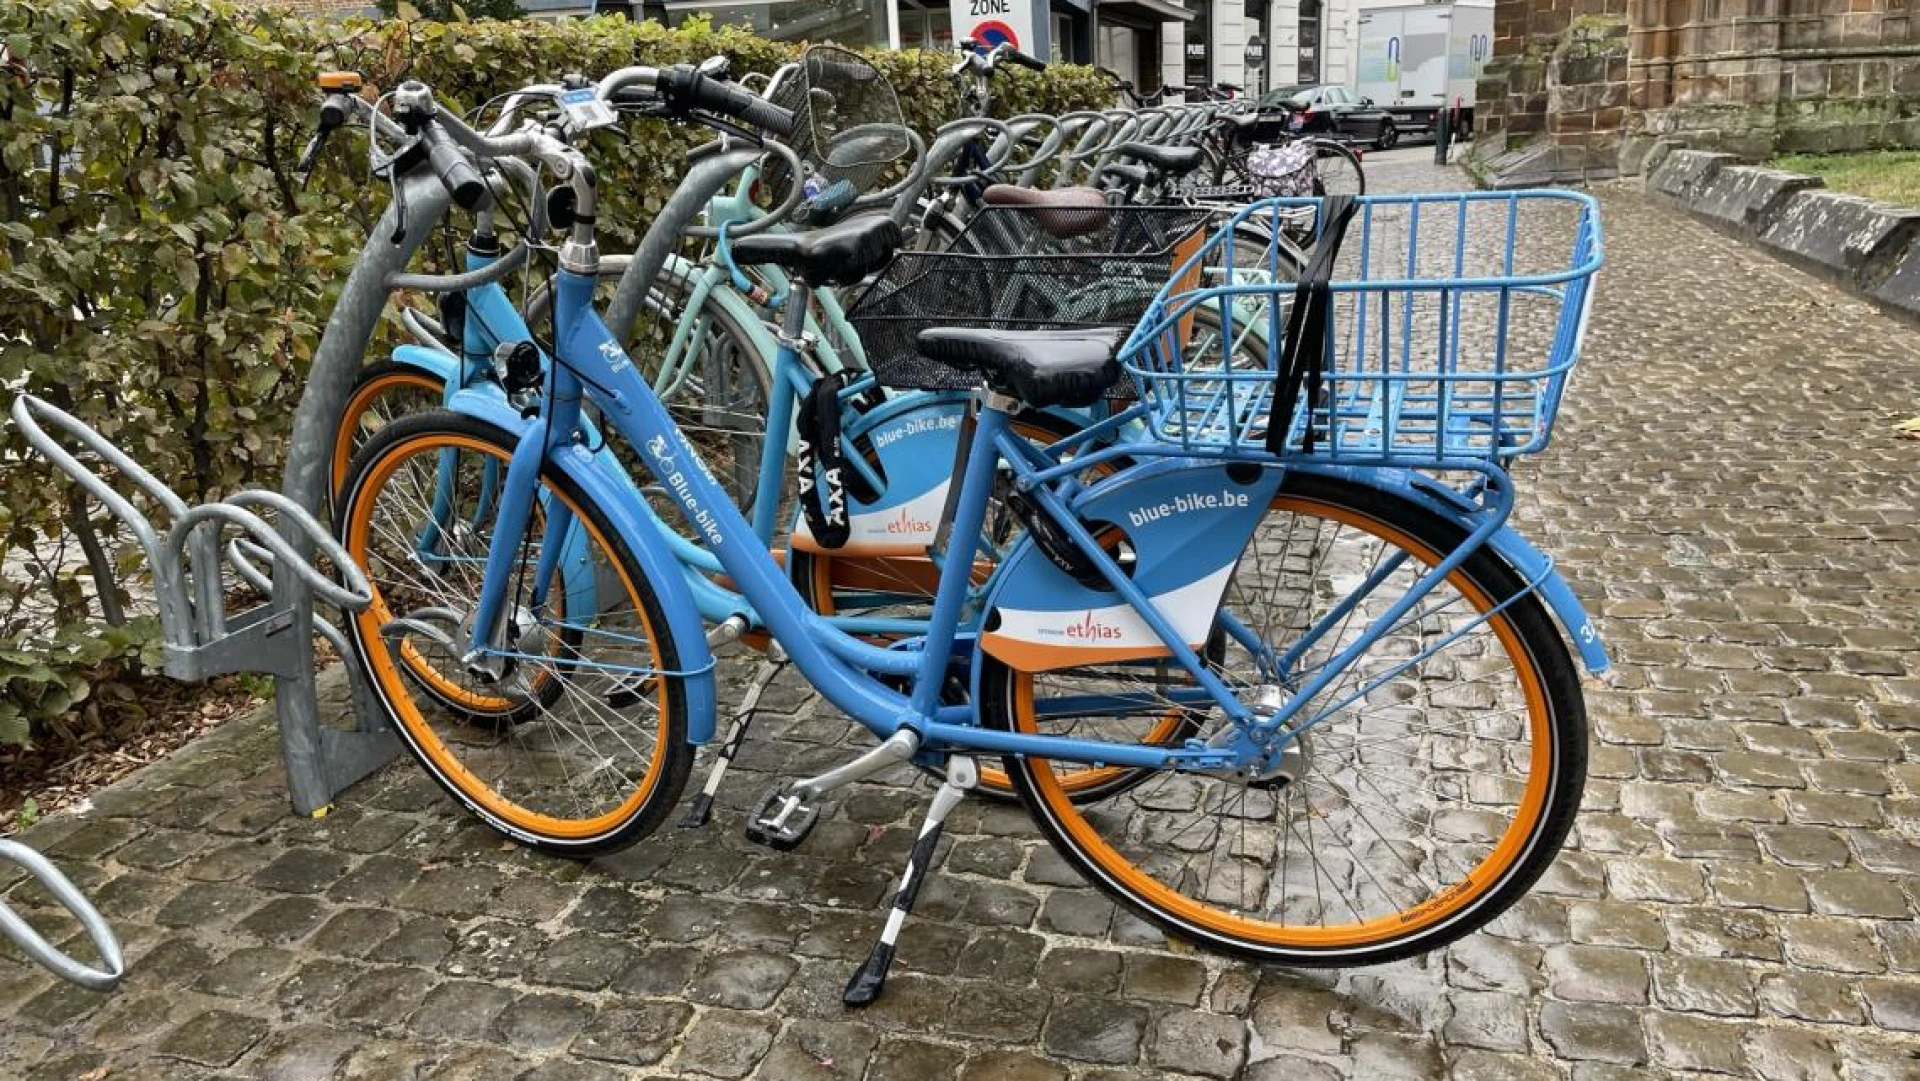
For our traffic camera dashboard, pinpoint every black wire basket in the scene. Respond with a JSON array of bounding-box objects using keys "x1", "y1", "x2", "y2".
[
  {"x1": 847, "y1": 204, "x2": 1216, "y2": 393},
  {"x1": 763, "y1": 44, "x2": 913, "y2": 201}
]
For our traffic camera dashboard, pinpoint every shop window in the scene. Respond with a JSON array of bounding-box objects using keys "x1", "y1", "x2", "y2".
[
  {"x1": 900, "y1": 0, "x2": 955, "y2": 50},
  {"x1": 665, "y1": 0, "x2": 890, "y2": 48}
]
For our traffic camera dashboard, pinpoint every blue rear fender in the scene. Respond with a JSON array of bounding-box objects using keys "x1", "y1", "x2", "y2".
[
  {"x1": 390, "y1": 344, "x2": 461, "y2": 386},
  {"x1": 1292, "y1": 463, "x2": 1611, "y2": 676},
  {"x1": 445, "y1": 389, "x2": 720, "y2": 742}
]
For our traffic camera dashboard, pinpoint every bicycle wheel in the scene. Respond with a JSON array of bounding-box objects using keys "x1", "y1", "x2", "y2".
[
  {"x1": 1311, "y1": 141, "x2": 1365, "y2": 196},
  {"x1": 980, "y1": 472, "x2": 1586, "y2": 964},
  {"x1": 339, "y1": 410, "x2": 693, "y2": 856},
  {"x1": 331, "y1": 362, "x2": 584, "y2": 725},
  {"x1": 331, "y1": 360, "x2": 445, "y2": 495}
]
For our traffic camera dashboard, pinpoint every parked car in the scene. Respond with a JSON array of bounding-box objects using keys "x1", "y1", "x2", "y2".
[{"x1": 1256, "y1": 84, "x2": 1400, "y2": 150}]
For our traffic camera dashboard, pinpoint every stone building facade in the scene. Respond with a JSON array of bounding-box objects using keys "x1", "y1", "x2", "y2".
[{"x1": 1470, "y1": 0, "x2": 1920, "y2": 183}]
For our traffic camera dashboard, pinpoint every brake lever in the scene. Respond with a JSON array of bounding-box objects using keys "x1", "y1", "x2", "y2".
[
  {"x1": 298, "y1": 98, "x2": 350, "y2": 180},
  {"x1": 371, "y1": 133, "x2": 431, "y2": 245},
  {"x1": 692, "y1": 111, "x2": 764, "y2": 147},
  {"x1": 611, "y1": 99, "x2": 672, "y2": 119},
  {"x1": 296, "y1": 132, "x2": 326, "y2": 179}
]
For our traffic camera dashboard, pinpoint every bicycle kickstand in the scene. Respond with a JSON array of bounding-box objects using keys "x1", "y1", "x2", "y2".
[
  {"x1": 843, "y1": 754, "x2": 977, "y2": 1007},
  {"x1": 679, "y1": 656, "x2": 788, "y2": 829}
]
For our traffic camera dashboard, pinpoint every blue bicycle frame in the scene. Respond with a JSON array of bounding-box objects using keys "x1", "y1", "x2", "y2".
[
  {"x1": 397, "y1": 240, "x2": 984, "y2": 639},
  {"x1": 431, "y1": 187, "x2": 1611, "y2": 774},
  {"x1": 454, "y1": 264, "x2": 1275, "y2": 773}
]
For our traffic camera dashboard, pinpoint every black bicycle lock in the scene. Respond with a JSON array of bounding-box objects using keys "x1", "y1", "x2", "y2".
[
  {"x1": 795, "y1": 371, "x2": 877, "y2": 549},
  {"x1": 1267, "y1": 195, "x2": 1359, "y2": 456}
]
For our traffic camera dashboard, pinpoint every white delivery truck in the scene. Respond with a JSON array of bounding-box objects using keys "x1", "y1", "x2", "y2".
[{"x1": 1355, "y1": 1, "x2": 1494, "y2": 138}]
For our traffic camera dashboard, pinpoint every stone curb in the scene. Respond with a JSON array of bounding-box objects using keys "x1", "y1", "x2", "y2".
[{"x1": 1647, "y1": 149, "x2": 1920, "y2": 324}]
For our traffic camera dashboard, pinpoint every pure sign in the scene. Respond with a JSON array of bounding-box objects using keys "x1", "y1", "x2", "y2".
[{"x1": 951, "y1": 0, "x2": 1035, "y2": 53}]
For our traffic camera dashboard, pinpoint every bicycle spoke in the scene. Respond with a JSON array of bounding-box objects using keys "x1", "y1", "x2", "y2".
[
  {"x1": 351, "y1": 429, "x2": 676, "y2": 830},
  {"x1": 1000, "y1": 482, "x2": 1572, "y2": 950}
]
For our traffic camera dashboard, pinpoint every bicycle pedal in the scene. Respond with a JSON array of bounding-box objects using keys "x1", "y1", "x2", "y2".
[{"x1": 744, "y1": 786, "x2": 819, "y2": 851}]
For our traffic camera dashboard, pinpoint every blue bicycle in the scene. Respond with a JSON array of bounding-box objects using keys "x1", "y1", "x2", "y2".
[
  {"x1": 317, "y1": 58, "x2": 1211, "y2": 808},
  {"x1": 332, "y1": 67, "x2": 1607, "y2": 999}
]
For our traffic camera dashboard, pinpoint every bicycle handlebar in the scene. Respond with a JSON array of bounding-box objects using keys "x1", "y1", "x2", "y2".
[
  {"x1": 423, "y1": 64, "x2": 792, "y2": 179},
  {"x1": 419, "y1": 123, "x2": 488, "y2": 211},
  {"x1": 953, "y1": 39, "x2": 1047, "y2": 80},
  {"x1": 656, "y1": 63, "x2": 798, "y2": 137},
  {"x1": 323, "y1": 67, "x2": 809, "y2": 289},
  {"x1": 997, "y1": 45, "x2": 1047, "y2": 73}
]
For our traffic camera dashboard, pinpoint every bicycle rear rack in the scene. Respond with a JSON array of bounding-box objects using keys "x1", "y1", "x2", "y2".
[{"x1": 9, "y1": 395, "x2": 393, "y2": 818}]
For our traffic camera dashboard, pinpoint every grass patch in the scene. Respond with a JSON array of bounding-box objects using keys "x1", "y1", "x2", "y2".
[{"x1": 1772, "y1": 149, "x2": 1920, "y2": 207}]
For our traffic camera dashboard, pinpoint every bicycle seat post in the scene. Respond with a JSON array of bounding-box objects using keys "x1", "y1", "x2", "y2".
[
  {"x1": 776, "y1": 271, "x2": 812, "y2": 351},
  {"x1": 930, "y1": 386, "x2": 1018, "y2": 555}
]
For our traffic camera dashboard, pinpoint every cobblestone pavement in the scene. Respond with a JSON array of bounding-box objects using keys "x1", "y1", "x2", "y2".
[{"x1": 5, "y1": 155, "x2": 1920, "y2": 1080}]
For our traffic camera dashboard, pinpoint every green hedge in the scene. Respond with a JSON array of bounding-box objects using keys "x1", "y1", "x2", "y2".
[{"x1": 0, "y1": 0, "x2": 1114, "y2": 748}]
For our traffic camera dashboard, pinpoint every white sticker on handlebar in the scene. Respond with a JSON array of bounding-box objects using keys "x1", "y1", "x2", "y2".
[{"x1": 561, "y1": 87, "x2": 616, "y2": 132}]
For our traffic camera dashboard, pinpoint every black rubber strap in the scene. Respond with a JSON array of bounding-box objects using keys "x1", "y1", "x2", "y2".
[
  {"x1": 797, "y1": 373, "x2": 853, "y2": 548},
  {"x1": 1268, "y1": 195, "x2": 1359, "y2": 455},
  {"x1": 438, "y1": 291, "x2": 467, "y2": 355}
]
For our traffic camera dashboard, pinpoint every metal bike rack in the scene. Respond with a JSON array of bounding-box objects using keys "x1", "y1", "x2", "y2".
[
  {"x1": 269, "y1": 147, "x2": 761, "y2": 813},
  {"x1": 7, "y1": 178, "x2": 452, "y2": 826},
  {"x1": 6, "y1": 385, "x2": 381, "y2": 988},
  {"x1": 9, "y1": 138, "x2": 773, "y2": 834},
  {"x1": 0, "y1": 837, "x2": 125, "y2": 990},
  {"x1": 10, "y1": 394, "x2": 381, "y2": 818}
]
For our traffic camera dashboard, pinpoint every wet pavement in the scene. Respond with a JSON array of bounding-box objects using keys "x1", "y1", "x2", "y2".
[{"x1": 3, "y1": 153, "x2": 1919, "y2": 1080}]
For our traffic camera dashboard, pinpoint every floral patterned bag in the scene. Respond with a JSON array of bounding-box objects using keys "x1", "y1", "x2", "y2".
[{"x1": 1245, "y1": 140, "x2": 1318, "y2": 197}]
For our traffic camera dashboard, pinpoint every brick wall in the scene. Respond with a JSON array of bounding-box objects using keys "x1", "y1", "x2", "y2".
[
  {"x1": 1626, "y1": 0, "x2": 1918, "y2": 156},
  {"x1": 1474, "y1": 0, "x2": 1920, "y2": 180},
  {"x1": 1473, "y1": 0, "x2": 1632, "y2": 181}
]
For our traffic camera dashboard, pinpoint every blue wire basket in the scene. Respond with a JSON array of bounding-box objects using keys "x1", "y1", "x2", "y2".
[{"x1": 1119, "y1": 191, "x2": 1604, "y2": 466}]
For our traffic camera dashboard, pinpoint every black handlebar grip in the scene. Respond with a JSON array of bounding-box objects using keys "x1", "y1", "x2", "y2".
[
  {"x1": 696, "y1": 76, "x2": 798, "y2": 137},
  {"x1": 663, "y1": 64, "x2": 798, "y2": 137},
  {"x1": 735, "y1": 90, "x2": 800, "y2": 138},
  {"x1": 1002, "y1": 47, "x2": 1047, "y2": 73},
  {"x1": 318, "y1": 94, "x2": 349, "y2": 131},
  {"x1": 420, "y1": 124, "x2": 488, "y2": 212}
]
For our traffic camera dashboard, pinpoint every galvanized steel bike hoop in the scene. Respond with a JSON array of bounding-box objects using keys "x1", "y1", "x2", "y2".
[
  {"x1": 8, "y1": 394, "x2": 375, "y2": 675},
  {"x1": 1119, "y1": 190, "x2": 1605, "y2": 466},
  {"x1": 0, "y1": 838, "x2": 125, "y2": 991}
]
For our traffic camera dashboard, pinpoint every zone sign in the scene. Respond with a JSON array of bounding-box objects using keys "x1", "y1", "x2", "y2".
[{"x1": 951, "y1": 0, "x2": 1036, "y2": 54}]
